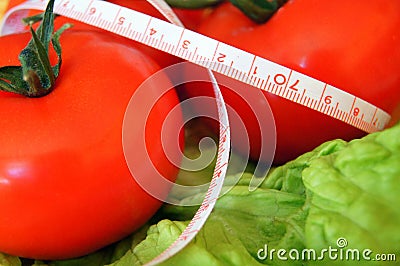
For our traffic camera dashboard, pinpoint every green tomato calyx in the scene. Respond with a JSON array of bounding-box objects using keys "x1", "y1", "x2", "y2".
[
  {"x1": 0, "y1": 0, "x2": 71, "y2": 98},
  {"x1": 230, "y1": 0, "x2": 288, "y2": 23},
  {"x1": 166, "y1": 0, "x2": 223, "y2": 9}
]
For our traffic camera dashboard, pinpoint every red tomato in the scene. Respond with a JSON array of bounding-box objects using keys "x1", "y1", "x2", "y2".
[
  {"x1": 5, "y1": 0, "x2": 24, "y2": 9},
  {"x1": 182, "y1": 1, "x2": 400, "y2": 164},
  {"x1": 173, "y1": 7, "x2": 213, "y2": 30},
  {"x1": 0, "y1": 29, "x2": 183, "y2": 259}
]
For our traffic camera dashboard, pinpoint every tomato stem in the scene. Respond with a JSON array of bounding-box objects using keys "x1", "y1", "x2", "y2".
[
  {"x1": 0, "y1": 0, "x2": 71, "y2": 97},
  {"x1": 165, "y1": 0, "x2": 223, "y2": 9},
  {"x1": 229, "y1": 0, "x2": 288, "y2": 23}
]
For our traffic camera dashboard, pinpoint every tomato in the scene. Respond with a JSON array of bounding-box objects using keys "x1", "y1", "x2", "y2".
[
  {"x1": 172, "y1": 7, "x2": 213, "y2": 30},
  {"x1": 4, "y1": 0, "x2": 20, "y2": 9},
  {"x1": 0, "y1": 27, "x2": 183, "y2": 258},
  {"x1": 182, "y1": 0, "x2": 400, "y2": 164}
]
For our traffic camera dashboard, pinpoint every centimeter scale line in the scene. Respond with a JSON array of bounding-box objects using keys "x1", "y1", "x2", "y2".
[{"x1": 3, "y1": 0, "x2": 387, "y2": 133}]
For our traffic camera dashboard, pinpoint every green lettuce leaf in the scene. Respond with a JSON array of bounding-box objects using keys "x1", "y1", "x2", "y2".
[
  {"x1": 0, "y1": 253, "x2": 21, "y2": 266},
  {"x1": 109, "y1": 124, "x2": 399, "y2": 266},
  {"x1": 303, "y1": 124, "x2": 400, "y2": 265},
  {"x1": 2, "y1": 123, "x2": 399, "y2": 266},
  {"x1": 110, "y1": 183, "x2": 309, "y2": 265},
  {"x1": 108, "y1": 138, "x2": 348, "y2": 266}
]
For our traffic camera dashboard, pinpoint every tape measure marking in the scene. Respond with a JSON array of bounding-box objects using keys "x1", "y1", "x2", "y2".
[
  {"x1": 0, "y1": 2, "x2": 390, "y2": 133},
  {"x1": 0, "y1": 0, "x2": 391, "y2": 264}
]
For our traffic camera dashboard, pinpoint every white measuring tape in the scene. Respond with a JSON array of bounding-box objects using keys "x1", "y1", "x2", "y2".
[
  {"x1": 0, "y1": 0, "x2": 392, "y2": 264},
  {"x1": 0, "y1": 0, "x2": 392, "y2": 133}
]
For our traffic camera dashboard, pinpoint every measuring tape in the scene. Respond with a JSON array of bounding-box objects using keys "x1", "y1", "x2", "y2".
[
  {"x1": 0, "y1": 0, "x2": 392, "y2": 264},
  {"x1": 0, "y1": 0, "x2": 392, "y2": 132}
]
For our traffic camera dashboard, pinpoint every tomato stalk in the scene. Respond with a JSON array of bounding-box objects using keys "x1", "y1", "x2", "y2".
[
  {"x1": 165, "y1": 0, "x2": 224, "y2": 9},
  {"x1": 0, "y1": 0, "x2": 71, "y2": 97},
  {"x1": 164, "y1": 0, "x2": 287, "y2": 22},
  {"x1": 229, "y1": 0, "x2": 288, "y2": 23}
]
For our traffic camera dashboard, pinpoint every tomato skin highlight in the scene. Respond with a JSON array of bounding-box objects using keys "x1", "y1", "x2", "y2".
[
  {"x1": 182, "y1": 0, "x2": 400, "y2": 164},
  {"x1": 0, "y1": 30, "x2": 183, "y2": 259}
]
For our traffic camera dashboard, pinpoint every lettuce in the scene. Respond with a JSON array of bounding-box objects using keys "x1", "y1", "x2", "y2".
[
  {"x1": 3, "y1": 123, "x2": 400, "y2": 265},
  {"x1": 0, "y1": 253, "x2": 21, "y2": 266},
  {"x1": 303, "y1": 123, "x2": 400, "y2": 265}
]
